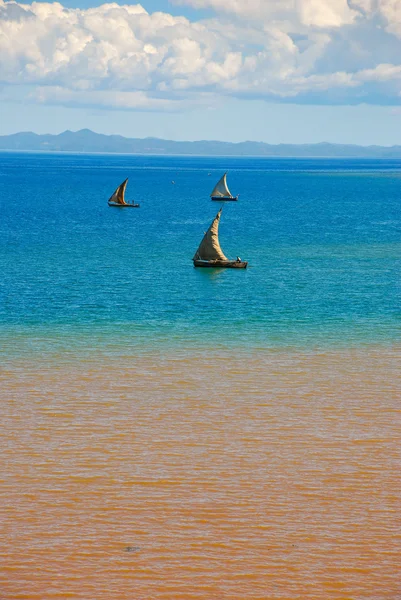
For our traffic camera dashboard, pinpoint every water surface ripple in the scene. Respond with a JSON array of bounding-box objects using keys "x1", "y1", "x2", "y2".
[
  {"x1": 1, "y1": 153, "x2": 400, "y2": 598},
  {"x1": 1, "y1": 348, "x2": 400, "y2": 599}
]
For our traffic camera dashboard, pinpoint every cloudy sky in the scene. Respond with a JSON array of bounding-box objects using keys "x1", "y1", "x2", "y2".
[{"x1": 1, "y1": 0, "x2": 401, "y2": 143}]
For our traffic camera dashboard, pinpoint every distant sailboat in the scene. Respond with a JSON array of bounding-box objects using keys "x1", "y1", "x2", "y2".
[
  {"x1": 193, "y1": 208, "x2": 247, "y2": 268},
  {"x1": 108, "y1": 178, "x2": 140, "y2": 207},
  {"x1": 210, "y1": 173, "x2": 238, "y2": 201}
]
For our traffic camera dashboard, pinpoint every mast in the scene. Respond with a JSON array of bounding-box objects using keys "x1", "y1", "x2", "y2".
[{"x1": 193, "y1": 208, "x2": 228, "y2": 261}]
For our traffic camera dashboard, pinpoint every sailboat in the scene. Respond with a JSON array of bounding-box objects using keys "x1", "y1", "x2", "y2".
[
  {"x1": 210, "y1": 173, "x2": 238, "y2": 201},
  {"x1": 108, "y1": 178, "x2": 140, "y2": 207},
  {"x1": 193, "y1": 208, "x2": 247, "y2": 268}
]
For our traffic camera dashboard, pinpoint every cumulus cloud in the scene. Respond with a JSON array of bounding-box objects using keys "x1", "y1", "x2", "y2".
[
  {"x1": 176, "y1": 0, "x2": 401, "y2": 33},
  {"x1": 0, "y1": 0, "x2": 401, "y2": 110}
]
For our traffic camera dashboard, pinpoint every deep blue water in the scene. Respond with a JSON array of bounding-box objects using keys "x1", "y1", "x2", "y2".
[{"x1": 0, "y1": 152, "x2": 400, "y2": 356}]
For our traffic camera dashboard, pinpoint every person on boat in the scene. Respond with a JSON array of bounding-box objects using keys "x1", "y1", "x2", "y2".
[{"x1": 236, "y1": 256, "x2": 241, "y2": 263}]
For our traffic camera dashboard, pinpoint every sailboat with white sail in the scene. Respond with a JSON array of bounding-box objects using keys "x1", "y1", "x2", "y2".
[
  {"x1": 210, "y1": 173, "x2": 238, "y2": 201},
  {"x1": 108, "y1": 178, "x2": 140, "y2": 208},
  {"x1": 193, "y1": 208, "x2": 247, "y2": 268}
]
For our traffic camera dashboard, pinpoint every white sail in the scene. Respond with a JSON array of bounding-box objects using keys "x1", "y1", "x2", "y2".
[
  {"x1": 193, "y1": 208, "x2": 228, "y2": 262},
  {"x1": 108, "y1": 179, "x2": 128, "y2": 205},
  {"x1": 210, "y1": 173, "x2": 233, "y2": 198}
]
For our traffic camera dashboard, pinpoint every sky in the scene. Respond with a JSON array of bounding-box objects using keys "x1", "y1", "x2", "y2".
[{"x1": 1, "y1": 0, "x2": 401, "y2": 144}]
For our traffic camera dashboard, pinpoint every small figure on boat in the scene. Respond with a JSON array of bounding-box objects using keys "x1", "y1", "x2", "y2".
[
  {"x1": 108, "y1": 178, "x2": 140, "y2": 208},
  {"x1": 210, "y1": 173, "x2": 238, "y2": 201},
  {"x1": 193, "y1": 208, "x2": 247, "y2": 269}
]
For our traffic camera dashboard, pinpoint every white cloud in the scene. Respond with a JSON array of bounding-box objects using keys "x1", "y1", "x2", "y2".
[
  {"x1": 30, "y1": 85, "x2": 220, "y2": 111},
  {"x1": 1, "y1": 0, "x2": 401, "y2": 110},
  {"x1": 174, "y1": 0, "x2": 358, "y2": 28}
]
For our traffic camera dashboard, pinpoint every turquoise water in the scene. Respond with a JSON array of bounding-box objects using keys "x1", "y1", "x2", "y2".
[{"x1": 1, "y1": 152, "x2": 400, "y2": 356}]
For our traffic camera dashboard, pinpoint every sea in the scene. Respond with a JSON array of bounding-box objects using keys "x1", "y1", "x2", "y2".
[{"x1": 0, "y1": 152, "x2": 400, "y2": 599}]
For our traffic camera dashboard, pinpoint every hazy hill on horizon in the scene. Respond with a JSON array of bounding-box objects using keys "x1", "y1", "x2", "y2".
[{"x1": 1, "y1": 128, "x2": 401, "y2": 157}]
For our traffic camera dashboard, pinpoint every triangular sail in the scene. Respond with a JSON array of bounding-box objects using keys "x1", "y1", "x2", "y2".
[
  {"x1": 210, "y1": 173, "x2": 232, "y2": 198},
  {"x1": 108, "y1": 178, "x2": 128, "y2": 205},
  {"x1": 193, "y1": 208, "x2": 228, "y2": 261}
]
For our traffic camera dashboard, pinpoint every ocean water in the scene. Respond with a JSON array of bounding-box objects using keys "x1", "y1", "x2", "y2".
[
  {"x1": 1, "y1": 153, "x2": 400, "y2": 599},
  {"x1": 0, "y1": 152, "x2": 400, "y2": 357}
]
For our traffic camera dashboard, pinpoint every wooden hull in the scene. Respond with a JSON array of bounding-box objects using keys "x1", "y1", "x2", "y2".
[
  {"x1": 108, "y1": 202, "x2": 140, "y2": 208},
  {"x1": 193, "y1": 260, "x2": 247, "y2": 269},
  {"x1": 211, "y1": 196, "x2": 238, "y2": 201}
]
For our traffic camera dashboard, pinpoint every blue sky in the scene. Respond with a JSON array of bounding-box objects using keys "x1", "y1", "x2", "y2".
[{"x1": 1, "y1": 0, "x2": 401, "y2": 144}]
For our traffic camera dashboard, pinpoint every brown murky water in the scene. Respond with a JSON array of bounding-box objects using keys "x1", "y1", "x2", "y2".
[{"x1": 1, "y1": 346, "x2": 400, "y2": 599}]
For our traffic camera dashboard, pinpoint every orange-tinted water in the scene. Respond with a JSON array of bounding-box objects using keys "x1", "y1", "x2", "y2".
[{"x1": 1, "y1": 347, "x2": 400, "y2": 599}]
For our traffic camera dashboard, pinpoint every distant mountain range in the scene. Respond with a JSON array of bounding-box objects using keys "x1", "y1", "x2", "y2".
[{"x1": 1, "y1": 129, "x2": 401, "y2": 157}]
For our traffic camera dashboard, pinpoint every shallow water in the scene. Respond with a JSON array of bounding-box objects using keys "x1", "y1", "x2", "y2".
[{"x1": 1, "y1": 347, "x2": 400, "y2": 599}]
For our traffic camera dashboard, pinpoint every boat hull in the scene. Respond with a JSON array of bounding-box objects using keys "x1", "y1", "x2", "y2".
[
  {"x1": 108, "y1": 202, "x2": 140, "y2": 208},
  {"x1": 211, "y1": 196, "x2": 238, "y2": 201},
  {"x1": 193, "y1": 260, "x2": 247, "y2": 269}
]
